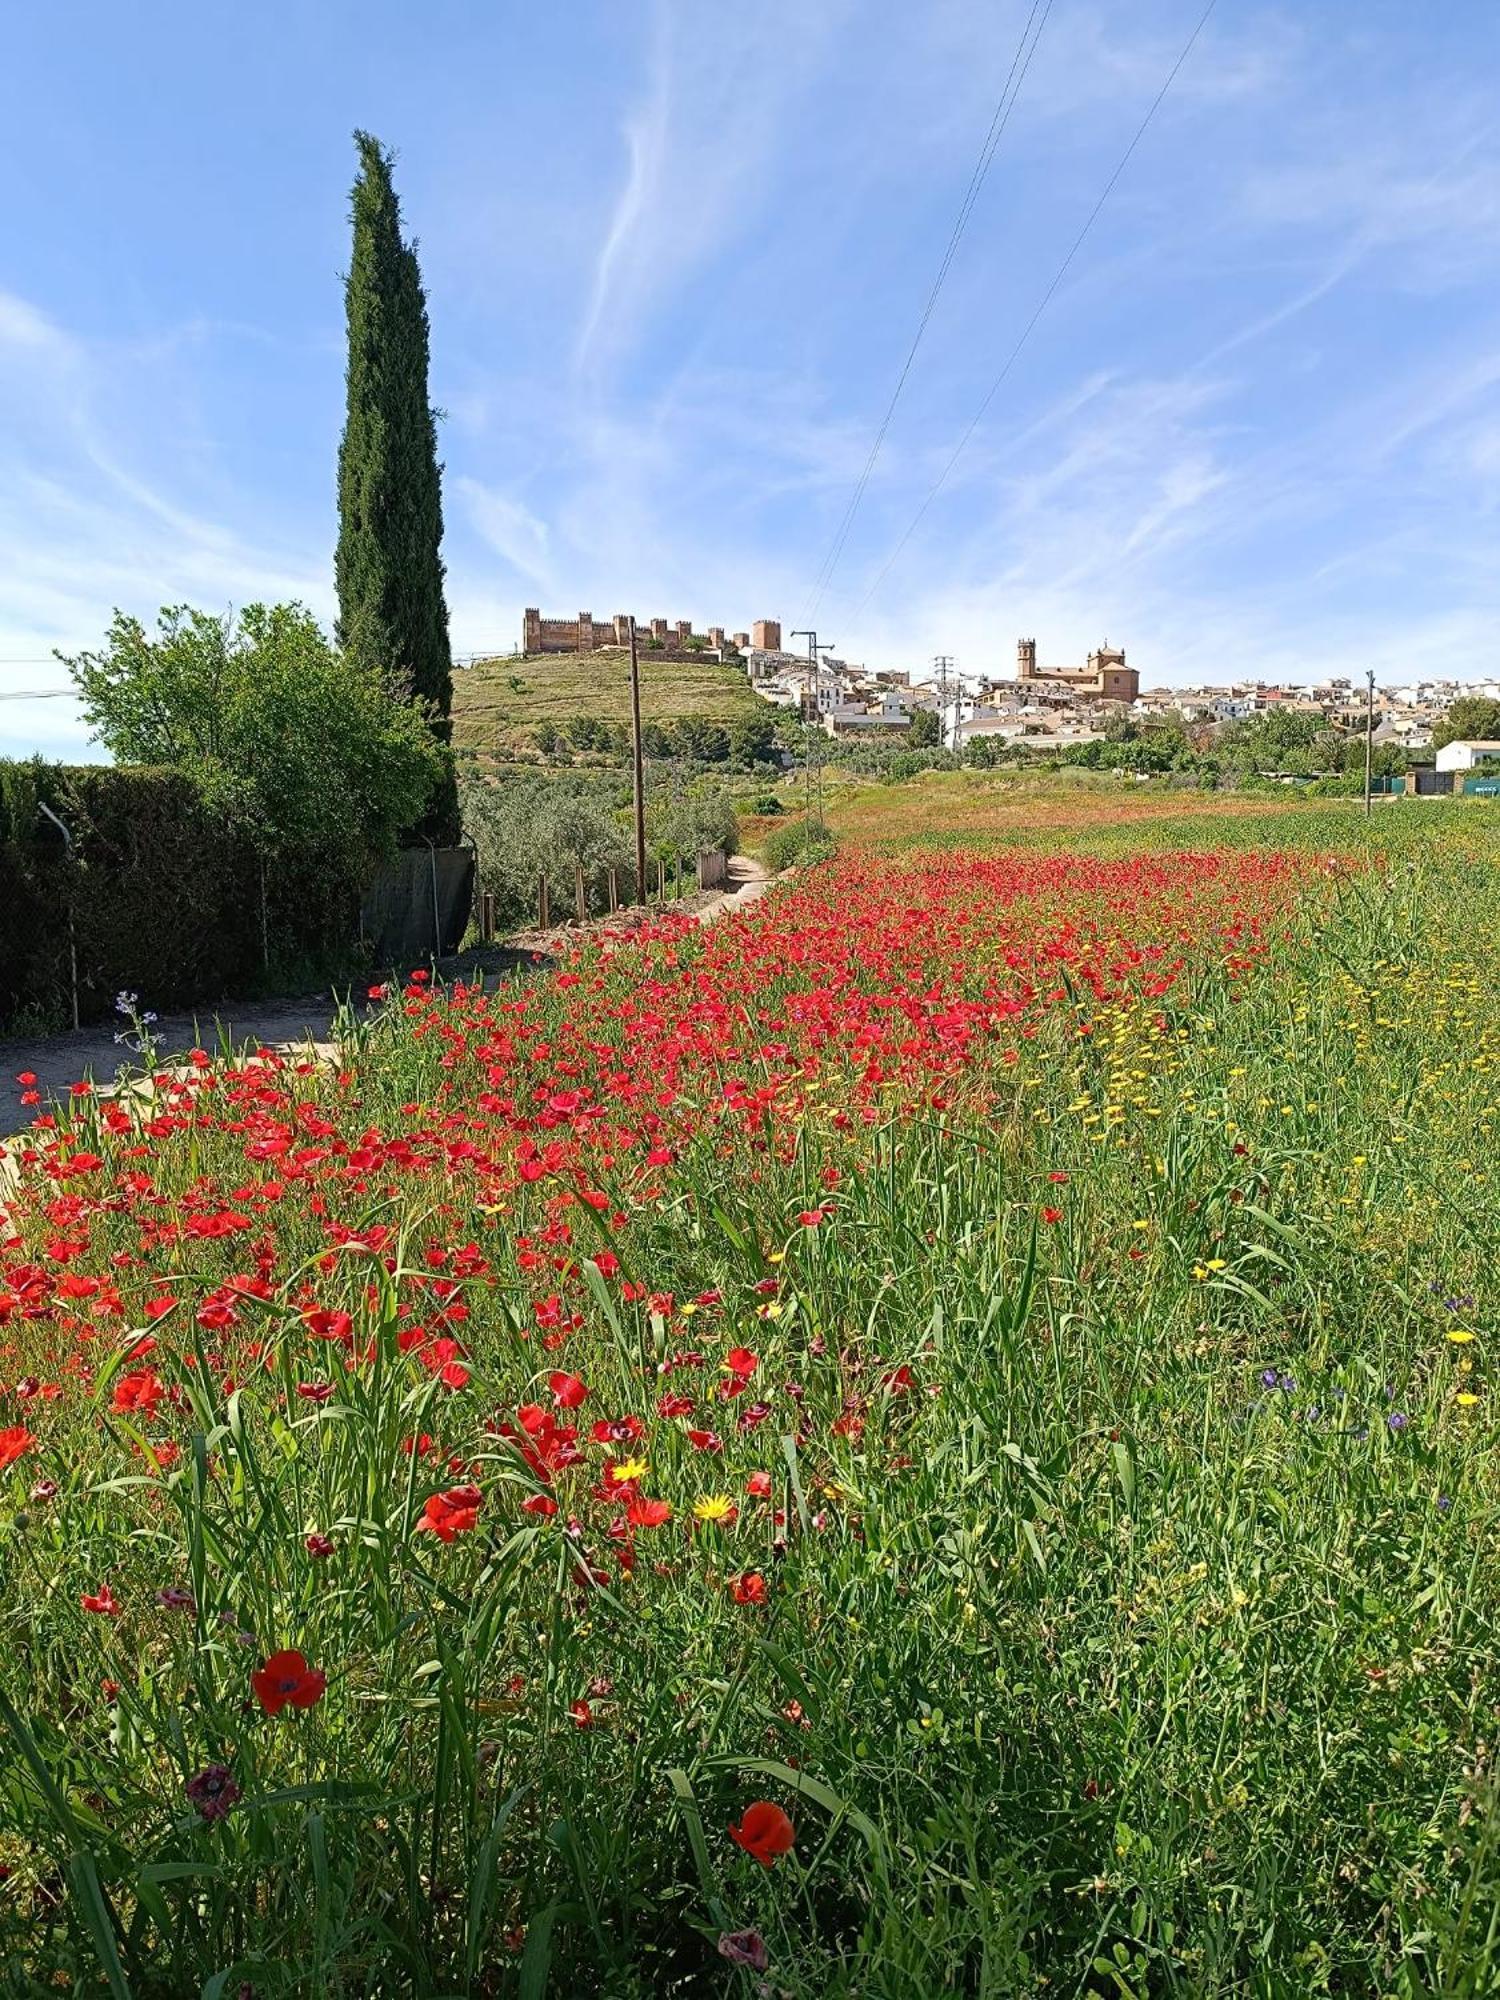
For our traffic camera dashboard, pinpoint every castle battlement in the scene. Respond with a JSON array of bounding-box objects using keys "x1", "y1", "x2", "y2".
[{"x1": 522, "y1": 609, "x2": 770, "y2": 657}]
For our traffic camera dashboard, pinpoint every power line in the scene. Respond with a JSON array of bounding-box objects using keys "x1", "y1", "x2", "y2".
[
  {"x1": 0, "y1": 688, "x2": 77, "y2": 701},
  {"x1": 855, "y1": 0, "x2": 1219, "y2": 616},
  {"x1": 802, "y1": 0, "x2": 1056, "y2": 620}
]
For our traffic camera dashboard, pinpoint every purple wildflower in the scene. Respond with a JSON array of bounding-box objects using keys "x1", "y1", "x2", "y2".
[
  {"x1": 717, "y1": 1929, "x2": 770, "y2": 1971},
  {"x1": 186, "y1": 1763, "x2": 242, "y2": 1822}
]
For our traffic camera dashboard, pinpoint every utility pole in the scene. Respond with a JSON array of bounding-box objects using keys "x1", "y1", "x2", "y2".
[
  {"x1": 933, "y1": 654, "x2": 954, "y2": 750},
  {"x1": 628, "y1": 616, "x2": 647, "y2": 901},
  {"x1": 790, "y1": 629, "x2": 831, "y2": 825},
  {"x1": 1363, "y1": 667, "x2": 1375, "y2": 818}
]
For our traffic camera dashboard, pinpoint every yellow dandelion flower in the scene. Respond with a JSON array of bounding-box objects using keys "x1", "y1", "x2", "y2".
[{"x1": 694, "y1": 1494, "x2": 735, "y2": 1524}]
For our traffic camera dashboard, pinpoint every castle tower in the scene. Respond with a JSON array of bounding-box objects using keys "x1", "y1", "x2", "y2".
[{"x1": 1017, "y1": 637, "x2": 1037, "y2": 679}]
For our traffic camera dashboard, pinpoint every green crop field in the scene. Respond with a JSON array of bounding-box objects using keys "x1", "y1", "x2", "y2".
[{"x1": 451, "y1": 649, "x2": 773, "y2": 754}]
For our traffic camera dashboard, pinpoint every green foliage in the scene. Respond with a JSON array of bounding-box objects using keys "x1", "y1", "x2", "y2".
[
  {"x1": 460, "y1": 772, "x2": 740, "y2": 925},
  {"x1": 667, "y1": 716, "x2": 731, "y2": 764},
  {"x1": 0, "y1": 760, "x2": 365, "y2": 1028},
  {"x1": 905, "y1": 707, "x2": 941, "y2": 749},
  {"x1": 729, "y1": 713, "x2": 778, "y2": 766},
  {"x1": 60, "y1": 603, "x2": 444, "y2": 874},
  {"x1": 335, "y1": 129, "x2": 457, "y2": 840},
  {"x1": 761, "y1": 814, "x2": 837, "y2": 871},
  {"x1": 654, "y1": 784, "x2": 739, "y2": 863},
  {"x1": 1431, "y1": 695, "x2": 1500, "y2": 749}
]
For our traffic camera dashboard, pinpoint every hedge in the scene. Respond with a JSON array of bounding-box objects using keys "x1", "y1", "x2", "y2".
[{"x1": 0, "y1": 759, "x2": 364, "y2": 1031}]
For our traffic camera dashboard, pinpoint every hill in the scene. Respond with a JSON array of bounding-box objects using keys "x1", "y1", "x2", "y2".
[{"x1": 451, "y1": 648, "x2": 773, "y2": 755}]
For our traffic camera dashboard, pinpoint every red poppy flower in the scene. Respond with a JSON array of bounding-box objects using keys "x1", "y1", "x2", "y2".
[
  {"x1": 251, "y1": 1649, "x2": 327, "y2": 1716},
  {"x1": 745, "y1": 1470, "x2": 772, "y2": 1499},
  {"x1": 81, "y1": 1583, "x2": 122, "y2": 1616},
  {"x1": 549, "y1": 1371, "x2": 588, "y2": 1409},
  {"x1": 419, "y1": 1485, "x2": 483, "y2": 1541},
  {"x1": 111, "y1": 1368, "x2": 163, "y2": 1418},
  {"x1": 0, "y1": 1426, "x2": 35, "y2": 1472},
  {"x1": 729, "y1": 1800, "x2": 795, "y2": 1866},
  {"x1": 1041, "y1": 1206, "x2": 1064, "y2": 1225},
  {"x1": 730, "y1": 1571, "x2": 767, "y2": 1606}
]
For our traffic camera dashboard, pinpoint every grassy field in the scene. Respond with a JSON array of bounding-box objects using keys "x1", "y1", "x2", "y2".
[
  {"x1": 2, "y1": 788, "x2": 1499, "y2": 1996},
  {"x1": 451, "y1": 649, "x2": 772, "y2": 755}
]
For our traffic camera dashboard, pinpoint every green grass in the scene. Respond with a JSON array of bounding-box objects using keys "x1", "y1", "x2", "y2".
[
  {"x1": 451, "y1": 649, "x2": 772, "y2": 754},
  {"x1": 3, "y1": 821, "x2": 1500, "y2": 1995}
]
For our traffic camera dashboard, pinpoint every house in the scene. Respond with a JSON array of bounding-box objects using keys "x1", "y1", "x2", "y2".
[
  {"x1": 1435, "y1": 740, "x2": 1500, "y2": 773},
  {"x1": 823, "y1": 695, "x2": 912, "y2": 737}
]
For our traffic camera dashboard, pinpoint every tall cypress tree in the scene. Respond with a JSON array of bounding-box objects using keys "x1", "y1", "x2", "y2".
[{"x1": 336, "y1": 130, "x2": 457, "y2": 841}]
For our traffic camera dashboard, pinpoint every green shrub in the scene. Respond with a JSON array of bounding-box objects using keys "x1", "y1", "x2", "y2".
[
  {"x1": 0, "y1": 760, "x2": 371, "y2": 1029},
  {"x1": 762, "y1": 815, "x2": 837, "y2": 872}
]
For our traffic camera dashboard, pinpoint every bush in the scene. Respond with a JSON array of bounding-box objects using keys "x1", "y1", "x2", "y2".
[
  {"x1": 60, "y1": 603, "x2": 445, "y2": 872},
  {"x1": 0, "y1": 760, "x2": 366, "y2": 1030},
  {"x1": 762, "y1": 815, "x2": 837, "y2": 872}
]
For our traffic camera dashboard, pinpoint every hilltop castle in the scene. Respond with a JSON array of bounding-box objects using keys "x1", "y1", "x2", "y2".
[{"x1": 522, "y1": 609, "x2": 780, "y2": 657}]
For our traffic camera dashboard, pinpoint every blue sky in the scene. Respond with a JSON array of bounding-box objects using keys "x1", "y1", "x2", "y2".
[{"x1": 4, "y1": 1, "x2": 1500, "y2": 760}]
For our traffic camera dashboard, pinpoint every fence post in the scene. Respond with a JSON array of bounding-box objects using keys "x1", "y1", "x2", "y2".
[
  {"x1": 575, "y1": 861, "x2": 587, "y2": 923},
  {"x1": 607, "y1": 868, "x2": 619, "y2": 913},
  {"x1": 481, "y1": 891, "x2": 496, "y2": 943},
  {"x1": 539, "y1": 875, "x2": 550, "y2": 929},
  {"x1": 655, "y1": 858, "x2": 665, "y2": 902},
  {"x1": 673, "y1": 854, "x2": 682, "y2": 900}
]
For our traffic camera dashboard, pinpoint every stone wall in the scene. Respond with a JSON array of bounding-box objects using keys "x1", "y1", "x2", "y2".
[{"x1": 522, "y1": 608, "x2": 766, "y2": 657}]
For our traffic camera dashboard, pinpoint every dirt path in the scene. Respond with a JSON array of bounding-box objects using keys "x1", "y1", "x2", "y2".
[{"x1": 0, "y1": 856, "x2": 773, "y2": 1124}]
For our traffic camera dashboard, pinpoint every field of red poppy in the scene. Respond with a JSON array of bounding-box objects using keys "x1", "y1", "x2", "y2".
[{"x1": 3, "y1": 817, "x2": 1499, "y2": 1996}]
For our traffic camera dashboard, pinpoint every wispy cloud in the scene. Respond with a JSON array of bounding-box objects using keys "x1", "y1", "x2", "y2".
[{"x1": 458, "y1": 477, "x2": 555, "y2": 592}]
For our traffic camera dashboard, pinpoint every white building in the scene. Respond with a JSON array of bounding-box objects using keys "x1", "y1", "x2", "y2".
[{"x1": 1435, "y1": 739, "x2": 1500, "y2": 773}]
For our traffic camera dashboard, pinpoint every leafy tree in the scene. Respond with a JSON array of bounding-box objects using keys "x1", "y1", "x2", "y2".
[
  {"x1": 1219, "y1": 708, "x2": 1327, "y2": 774},
  {"x1": 61, "y1": 604, "x2": 443, "y2": 877},
  {"x1": 335, "y1": 130, "x2": 457, "y2": 840},
  {"x1": 641, "y1": 722, "x2": 673, "y2": 759},
  {"x1": 729, "y1": 713, "x2": 778, "y2": 766},
  {"x1": 906, "y1": 708, "x2": 941, "y2": 749},
  {"x1": 1432, "y1": 696, "x2": 1500, "y2": 749},
  {"x1": 668, "y1": 718, "x2": 730, "y2": 763}
]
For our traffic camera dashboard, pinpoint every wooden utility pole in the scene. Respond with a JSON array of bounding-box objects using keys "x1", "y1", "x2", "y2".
[
  {"x1": 628, "y1": 616, "x2": 647, "y2": 903},
  {"x1": 1364, "y1": 668, "x2": 1375, "y2": 818},
  {"x1": 790, "y1": 629, "x2": 831, "y2": 826}
]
